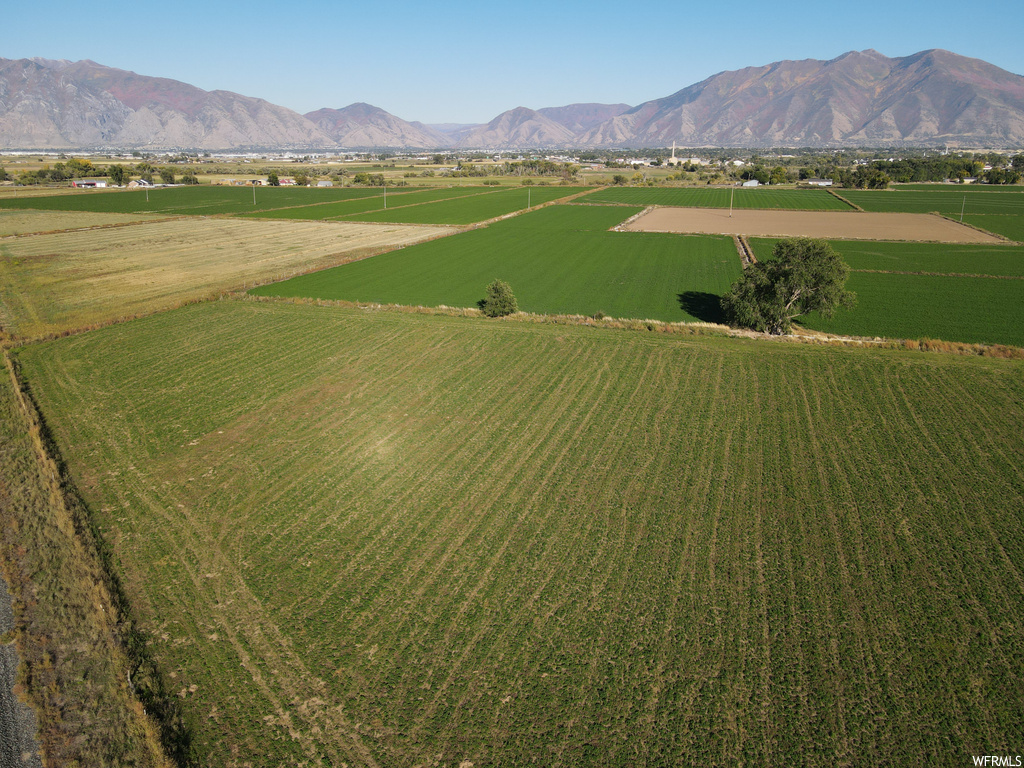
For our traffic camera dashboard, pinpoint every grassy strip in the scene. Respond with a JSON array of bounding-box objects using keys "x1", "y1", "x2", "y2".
[
  {"x1": 17, "y1": 300, "x2": 1024, "y2": 765},
  {"x1": 0, "y1": 350, "x2": 182, "y2": 766},
  {"x1": 252, "y1": 205, "x2": 741, "y2": 323}
]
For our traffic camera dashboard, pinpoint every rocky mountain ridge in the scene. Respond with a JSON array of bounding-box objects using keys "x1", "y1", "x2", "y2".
[{"x1": 1, "y1": 50, "x2": 1022, "y2": 150}]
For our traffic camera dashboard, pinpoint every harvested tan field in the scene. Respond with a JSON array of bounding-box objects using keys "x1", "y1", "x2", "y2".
[
  {"x1": 623, "y1": 206, "x2": 1005, "y2": 243},
  {"x1": 0, "y1": 210, "x2": 163, "y2": 236},
  {"x1": 0, "y1": 217, "x2": 454, "y2": 337}
]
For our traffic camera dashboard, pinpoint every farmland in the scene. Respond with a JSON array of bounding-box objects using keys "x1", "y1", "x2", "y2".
[
  {"x1": 239, "y1": 186, "x2": 497, "y2": 221},
  {"x1": 252, "y1": 205, "x2": 742, "y2": 323},
  {"x1": 337, "y1": 185, "x2": 588, "y2": 225},
  {"x1": 842, "y1": 186, "x2": 1024, "y2": 217},
  {"x1": 0, "y1": 217, "x2": 453, "y2": 337},
  {"x1": 0, "y1": 185, "x2": 390, "y2": 216},
  {"x1": 15, "y1": 299, "x2": 1024, "y2": 766},
  {"x1": 581, "y1": 186, "x2": 854, "y2": 210},
  {"x1": 622, "y1": 207, "x2": 1002, "y2": 243},
  {"x1": 0, "y1": 184, "x2": 587, "y2": 224},
  {"x1": 0, "y1": 209, "x2": 164, "y2": 236},
  {"x1": 748, "y1": 237, "x2": 1024, "y2": 346},
  {"x1": 2, "y1": 180, "x2": 1024, "y2": 767}
]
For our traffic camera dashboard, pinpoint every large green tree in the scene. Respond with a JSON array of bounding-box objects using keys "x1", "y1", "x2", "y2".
[
  {"x1": 722, "y1": 238, "x2": 855, "y2": 335},
  {"x1": 107, "y1": 164, "x2": 129, "y2": 186}
]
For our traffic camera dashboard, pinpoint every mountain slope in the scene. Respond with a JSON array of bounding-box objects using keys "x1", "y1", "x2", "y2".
[
  {"x1": 0, "y1": 58, "x2": 334, "y2": 149},
  {"x1": 1, "y1": 50, "x2": 1022, "y2": 150},
  {"x1": 454, "y1": 106, "x2": 578, "y2": 148},
  {"x1": 581, "y1": 49, "x2": 1024, "y2": 147},
  {"x1": 304, "y1": 103, "x2": 448, "y2": 148}
]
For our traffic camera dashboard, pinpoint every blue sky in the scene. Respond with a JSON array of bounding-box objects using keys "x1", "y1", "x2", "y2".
[{"x1": 5, "y1": 0, "x2": 1023, "y2": 124}]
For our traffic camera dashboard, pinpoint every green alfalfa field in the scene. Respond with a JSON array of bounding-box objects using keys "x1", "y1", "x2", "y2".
[
  {"x1": 747, "y1": 238, "x2": 1024, "y2": 347},
  {"x1": 15, "y1": 298, "x2": 1024, "y2": 767},
  {"x1": 251, "y1": 205, "x2": 742, "y2": 324}
]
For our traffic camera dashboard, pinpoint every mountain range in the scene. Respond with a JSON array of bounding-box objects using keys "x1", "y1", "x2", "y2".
[{"x1": 1, "y1": 50, "x2": 1022, "y2": 150}]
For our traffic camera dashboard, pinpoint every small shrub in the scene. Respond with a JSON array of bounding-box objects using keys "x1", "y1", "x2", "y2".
[{"x1": 480, "y1": 280, "x2": 518, "y2": 317}]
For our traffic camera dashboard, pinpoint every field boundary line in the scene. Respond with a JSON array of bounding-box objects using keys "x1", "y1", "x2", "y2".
[
  {"x1": 241, "y1": 293, "x2": 1024, "y2": 358},
  {"x1": 463, "y1": 186, "x2": 596, "y2": 229},
  {"x1": 612, "y1": 206, "x2": 655, "y2": 231},
  {"x1": 2, "y1": 348, "x2": 183, "y2": 764},
  {"x1": 827, "y1": 189, "x2": 862, "y2": 210},
  {"x1": 851, "y1": 268, "x2": 1024, "y2": 280},
  {"x1": 734, "y1": 235, "x2": 756, "y2": 267},
  {"x1": 937, "y1": 214, "x2": 1017, "y2": 244},
  {"x1": 284, "y1": 187, "x2": 506, "y2": 221}
]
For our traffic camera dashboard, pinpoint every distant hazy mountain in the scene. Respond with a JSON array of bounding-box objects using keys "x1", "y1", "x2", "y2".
[
  {"x1": 454, "y1": 107, "x2": 579, "y2": 149},
  {"x1": 580, "y1": 49, "x2": 1024, "y2": 147},
  {"x1": 0, "y1": 57, "x2": 333, "y2": 150},
  {"x1": 1, "y1": 50, "x2": 1022, "y2": 150},
  {"x1": 304, "y1": 103, "x2": 447, "y2": 148},
  {"x1": 537, "y1": 103, "x2": 632, "y2": 133}
]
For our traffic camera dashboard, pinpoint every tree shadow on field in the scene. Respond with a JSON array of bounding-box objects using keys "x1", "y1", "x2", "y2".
[{"x1": 678, "y1": 291, "x2": 726, "y2": 324}]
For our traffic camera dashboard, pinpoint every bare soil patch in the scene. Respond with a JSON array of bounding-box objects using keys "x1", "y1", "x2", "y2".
[{"x1": 623, "y1": 207, "x2": 1005, "y2": 244}]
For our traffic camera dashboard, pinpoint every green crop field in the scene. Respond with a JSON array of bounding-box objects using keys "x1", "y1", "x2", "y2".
[
  {"x1": 0, "y1": 185, "x2": 388, "y2": 216},
  {"x1": 239, "y1": 186, "x2": 497, "y2": 221},
  {"x1": 961, "y1": 214, "x2": 1024, "y2": 242},
  {"x1": 788, "y1": 240, "x2": 1024, "y2": 277},
  {"x1": 16, "y1": 299, "x2": 1024, "y2": 766},
  {"x1": 843, "y1": 187, "x2": 1024, "y2": 216},
  {"x1": 252, "y1": 205, "x2": 742, "y2": 323},
  {"x1": 748, "y1": 237, "x2": 1024, "y2": 346},
  {"x1": 580, "y1": 186, "x2": 854, "y2": 210},
  {"x1": 812, "y1": 271, "x2": 1024, "y2": 345},
  {"x1": 340, "y1": 185, "x2": 588, "y2": 224}
]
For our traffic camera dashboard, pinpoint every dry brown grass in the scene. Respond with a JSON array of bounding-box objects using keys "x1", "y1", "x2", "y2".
[
  {"x1": 0, "y1": 210, "x2": 164, "y2": 236},
  {"x1": 0, "y1": 217, "x2": 455, "y2": 338},
  {"x1": 1, "y1": 352, "x2": 175, "y2": 767}
]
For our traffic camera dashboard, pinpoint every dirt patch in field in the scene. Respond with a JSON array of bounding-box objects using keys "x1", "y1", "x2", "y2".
[{"x1": 622, "y1": 207, "x2": 1005, "y2": 244}]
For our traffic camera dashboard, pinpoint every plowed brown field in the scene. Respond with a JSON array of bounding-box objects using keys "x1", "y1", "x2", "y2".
[{"x1": 623, "y1": 206, "x2": 1005, "y2": 243}]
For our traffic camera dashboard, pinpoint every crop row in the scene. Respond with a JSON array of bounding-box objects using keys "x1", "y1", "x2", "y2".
[{"x1": 17, "y1": 300, "x2": 1024, "y2": 765}]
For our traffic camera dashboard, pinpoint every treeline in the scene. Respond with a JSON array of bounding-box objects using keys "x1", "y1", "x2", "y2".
[
  {"x1": 442, "y1": 159, "x2": 579, "y2": 180},
  {"x1": 7, "y1": 159, "x2": 199, "y2": 186},
  {"x1": 799, "y1": 153, "x2": 1024, "y2": 186}
]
